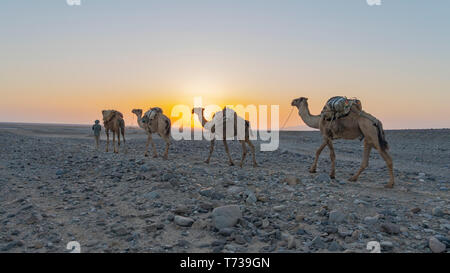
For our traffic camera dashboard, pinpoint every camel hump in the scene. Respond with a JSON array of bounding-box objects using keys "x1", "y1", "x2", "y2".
[
  {"x1": 145, "y1": 107, "x2": 163, "y2": 117},
  {"x1": 142, "y1": 107, "x2": 163, "y2": 124},
  {"x1": 322, "y1": 96, "x2": 361, "y2": 120},
  {"x1": 102, "y1": 109, "x2": 123, "y2": 122},
  {"x1": 113, "y1": 110, "x2": 124, "y2": 118}
]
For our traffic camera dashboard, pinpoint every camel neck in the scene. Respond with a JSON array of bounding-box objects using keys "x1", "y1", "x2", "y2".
[
  {"x1": 297, "y1": 103, "x2": 320, "y2": 129},
  {"x1": 195, "y1": 113, "x2": 208, "y2": 127},
  {"x1": 134, "y1": 113, "x2": 145, "y2": 128}
]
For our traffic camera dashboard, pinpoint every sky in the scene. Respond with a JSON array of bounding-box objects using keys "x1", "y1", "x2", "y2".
[{"x1": 0, "y1": 0, "x2": 449, "y2": 129}]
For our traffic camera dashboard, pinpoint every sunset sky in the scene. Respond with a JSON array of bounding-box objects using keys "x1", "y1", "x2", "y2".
[{"x1": 1, "y1": 0, "x2": 449, "y2": 129}]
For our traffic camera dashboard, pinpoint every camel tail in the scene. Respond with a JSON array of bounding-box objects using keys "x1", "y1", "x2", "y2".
[
  {"x1": 165, "y1": 118, "x2": 171, "y2": 137},
  {"x1": 245, "y1": 120, "x2": 255, "y2": 138},
  {"x1": 375, "y1": 120, "x2": 389, "y2": 151},
  {"x1": 359, "y1": 111, "x2": 388, "y2": 151},
  {"x1": 119, "y1": 119, "x2": 126, "y2": 139}
]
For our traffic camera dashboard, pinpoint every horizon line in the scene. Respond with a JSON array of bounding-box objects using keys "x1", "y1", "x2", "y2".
[{"x1": 0, "y1": 121, "x2": 448, "y2": 131}]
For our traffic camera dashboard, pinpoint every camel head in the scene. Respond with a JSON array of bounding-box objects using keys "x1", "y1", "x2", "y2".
[
  {"x1": 291, "y1": 97, "x2": 308, "y2": 108},
  {"x1": 102, "y1": 110, "x2": 114, "y2": 122},
  {"x1": 131, "y1": 109, "x2": 143, "y2": 117},
  {"x1": 192, "y1": 107, "x2": 205, "y2": 115}
]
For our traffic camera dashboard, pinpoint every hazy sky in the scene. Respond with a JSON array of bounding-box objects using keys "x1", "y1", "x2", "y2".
[{"x1": 1, "y1": 0, "x2": 449, "y2": 129}]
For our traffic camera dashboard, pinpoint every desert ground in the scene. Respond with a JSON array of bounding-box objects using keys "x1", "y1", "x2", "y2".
[{"x1": 0, "y1": 122, "x2": 448, "y2": 253}]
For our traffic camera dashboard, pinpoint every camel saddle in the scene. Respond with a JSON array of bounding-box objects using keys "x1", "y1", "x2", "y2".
[
  {"x1": 321, "y1": 96, "x2": 362, "y2": 121},
  {"x1": 142, "y1": 107, "x2": 163, "y2": 124}
]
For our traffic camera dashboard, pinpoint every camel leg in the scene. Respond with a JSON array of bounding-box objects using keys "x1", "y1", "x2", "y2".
[
  {"x1": 147, "y1": 134, "x2": 158, "y2": 158},
  {"x1": 223, "y1": 139, "x2": 234, "y2": 166},
  {"x1": 117, "y1": 130, "x2": 120, "y2": 153},
  {"x1": 239, "y1": 140, "x2": 247, "y2": 168},
  {"x1": 326, "y1": 140, "x2": 336, "y2": 179},
  {"x1": 105, "y1": 130, "x2": 109, "y2": 152},
  {"x1": 113, "y1": 132, "x2": 118, "y2": 153},
  {"x1": 378, "y1": 148, "x2": 395, "y2": 188},
  {"x1": 121, "y1": 128, "x2": 126, "y2": 153},
  {"x1": 310, "y1": 140, "x2": 327, "y2": 173},
  {"x1": 246, "y1": 139, "x2": 258, "y2": 167},
  {"x1": 162, "y1": 135, "x2": 170, "y2": 160},
  {"x1": 349, "y1": 140, "x2": 372, "y2": 182},
  {"x1": 144, "y1": 134, "x2": 151, "y2": 157},
  {"x1": 205, "y1": 139, "x2": 215, "y2": 164}
]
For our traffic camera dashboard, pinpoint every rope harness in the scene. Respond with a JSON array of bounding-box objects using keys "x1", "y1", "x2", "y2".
[{"x1": 281, "y1": 106, "x2": 295, "y2": 130}]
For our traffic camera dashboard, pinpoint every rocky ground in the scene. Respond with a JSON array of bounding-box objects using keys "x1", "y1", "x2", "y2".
[{"x1": 0, "y1": 123, "x2": 449, "y2": 253}]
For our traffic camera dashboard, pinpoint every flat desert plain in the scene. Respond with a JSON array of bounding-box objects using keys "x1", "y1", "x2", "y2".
[{"x1": 0, "y1": 123, "x2": 448, "y2": 253}]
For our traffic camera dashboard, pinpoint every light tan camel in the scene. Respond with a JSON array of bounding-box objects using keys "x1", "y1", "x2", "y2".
[
  {"x1": 291, "y1": 97, "x2": 394, "y2": 188},
  {"x1": 132, "y1": 108, "x2": 171, "y2": 159},
  {"x1": 192, "y1": 107, "x2": 257, "y2": 167},
  {"x1": 102, "y1": 110, "x2": 126, "y2": 153}
]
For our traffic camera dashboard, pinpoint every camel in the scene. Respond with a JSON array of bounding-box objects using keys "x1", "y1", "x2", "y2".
[
  {"x1": 102, "y1": 110, "x2": 126, "y2": 153},
  {"x1": 132, "y1": 108, "x2": 171, "y2": 159},
  {"x1": 192, "y1": 107, "x2": 257, "y2": 167},
  {"x1": 291, "y1": 97, "x2": 394, "y2": 188}
]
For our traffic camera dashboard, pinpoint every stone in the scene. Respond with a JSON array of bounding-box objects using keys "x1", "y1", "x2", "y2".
[
  {"x1": 316, "y1": 173, "x2": 331, "y2": 183},
  {"x1": 283, "y1": 176, "x2": 300, "y2": 186},
  {"x1": 144, "y1": 191, "x2": 160, "y2": 200},
  {"x1": 273, "y1": 205, "x2": 286, "y2": 212},
  {"x1": 364, "y1": 215, "x2": 379, "y2": 225},
  {"x1": 338, "y1": 227, "x2": 353, "y2": 238},
  {"x1": 174, "y1": 215, "x2": 194, "y2": 227},
  {"x1": 311, "y1": 236, "x2": 326, "y2": 249},
  {"x1": 56, "y1": 169, "x2": 66, "y2": 176},
  {"x1": 411, "y1": 207, "x2": 421, "y2": 214},
  {"x1": 429, "y1": 237, "x2": 446, "y2": 253},
  {"x1": 227, "y1": 186, "x2": 244, "y2": 195},
  {"x1": 234, "y1": 235, "x2": 246, "y2": 245},
  {"x1": 380, "y1": 241, "x2": 394, "y2": 251},
  {"x1": 328, "y1": 241, "x2": 343, "y2": 252},
  {"x1": 245, "y1": 191, "x2": 257, "y2": 204},
  {"x1": 432, "y1": 207, "x2": 445, "y2": 217},
  {"x1": 287, "y1": 235, "x2": 296, "y2": 249},
  {"x1": 329, "y1": 210, "x2": 347, "y2": 223},
  {"x1": 212, "y1": 205, "x2": 242, "y2": 229},
  {"x1": 199, "y1": 187, "x2": 214, "y2": 197},
  {"x1": 380, "y1": 223, "x2": 400, "y2": 235},
  {"x1": 324, "y1": 226, "x2": 338, "y2": 234},
  {"x1": 218, "y1": 228, "x2": 234, "y2": 237}
]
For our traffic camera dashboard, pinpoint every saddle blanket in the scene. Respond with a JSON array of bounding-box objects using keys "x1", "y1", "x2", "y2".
[{"x1": 322, "y1": 96, "x2": 362, "y2": 120}]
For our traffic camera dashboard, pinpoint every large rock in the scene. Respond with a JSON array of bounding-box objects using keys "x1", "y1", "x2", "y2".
[
  {"x1": 212, "y1": 205, "x2": 242, "y2": 229},
  {"x1": 429, "y1": 237, "x2": 446, "y2": 253}
]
